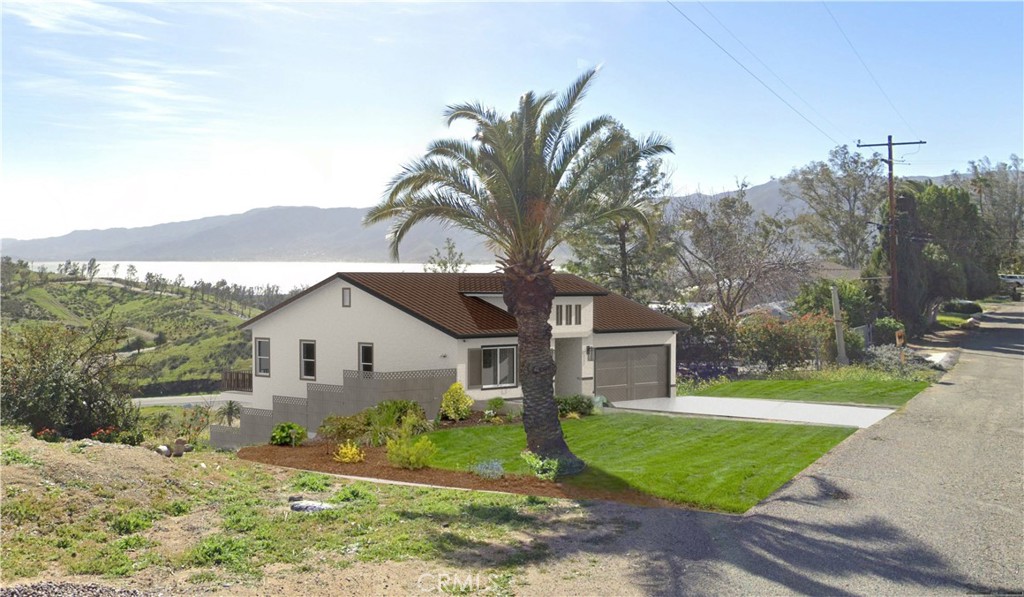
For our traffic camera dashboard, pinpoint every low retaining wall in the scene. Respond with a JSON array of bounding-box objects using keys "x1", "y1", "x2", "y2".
[{"x1": 211, "y1": 368, "x2": 456, "y2": 449}]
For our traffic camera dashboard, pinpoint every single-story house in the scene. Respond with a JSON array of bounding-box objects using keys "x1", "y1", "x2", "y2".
[{"x1": 211, "y1": 272, "x2": 685, "y2": 448}]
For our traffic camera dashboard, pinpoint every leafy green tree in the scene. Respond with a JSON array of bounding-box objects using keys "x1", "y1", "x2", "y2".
[
  {"x1": 1, "y1": 317, "x2": 141, "y2": 438},
  {"x1": 564, "y1": 124, "x2": 677, "y2": 304},
  {"x1": 366, "y1": 69, "x2": 672, "y2": 472},
  {"x1": 672, "y1": 184, "x2": 810, "y2": 320},
  {"x1": 950, "y1": 155, "x2": 1023, "y2": 270},
  {"x1": 794, "y1": 278, "x2": 874, "y2": 327},
  {"x1": 423, "y1": 238, "x2": 468, "y2": 273},
  {"x1": 781, "y1": 145, "x2": 886, "y2": 268}
]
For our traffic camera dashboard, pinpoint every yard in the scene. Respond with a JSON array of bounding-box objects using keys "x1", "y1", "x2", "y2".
[{"x1": 692, "y1": 379, "x2": 929, "y2": 407}]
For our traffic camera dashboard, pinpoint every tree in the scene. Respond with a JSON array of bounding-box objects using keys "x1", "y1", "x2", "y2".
[
  {"x1": 564, "y1": 124, "x2": 677, "y2": 304},
  {"x1": 950, "y1": 155, "x2": 1023, "y2": 270},
  {"x1": 126, "y1": 264, "x2": 138, "y2": 286},
  {"x1": 671, "y1": 184, "x2": 810, "y2": 320},
  {"x1": 216, "y1": 400, "x2": 243, "y2": 427},
  {"x1": 86, "y1": 258, "x2": 100, "y2": 283},
  {"x1": 794, "y1": 278, "x2": 874, "y2": 328},
  {"x1": 366, "y1": 69, "x2": 672, "y2": 473},
  {"x1": 1, "y1": 317, "x2": 141, "y2": 439},
  {"x1": 781, "y1": 145, "x2": 886, "y2": 268},
  {"x1": 423, "y1": 238, "x2": 468, "y2": 273}
]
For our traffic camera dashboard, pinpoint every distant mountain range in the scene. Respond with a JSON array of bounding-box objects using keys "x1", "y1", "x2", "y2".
[{"x1": 2, "y1": 176, "x2": 947, "y2": 262}]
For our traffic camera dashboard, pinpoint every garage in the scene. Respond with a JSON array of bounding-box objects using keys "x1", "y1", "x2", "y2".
[{"x1": 594, "y1": 345, "x2": 670, "y2": 403}]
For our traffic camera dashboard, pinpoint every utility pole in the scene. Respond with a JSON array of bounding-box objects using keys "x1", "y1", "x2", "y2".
[{"x1": 857, "y1": 135, "x2": 926, "y2": 321}]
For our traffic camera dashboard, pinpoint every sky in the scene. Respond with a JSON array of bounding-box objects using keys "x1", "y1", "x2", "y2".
[{"x1": 2, "y1": 1, "x2": 1022, "y2": 241}]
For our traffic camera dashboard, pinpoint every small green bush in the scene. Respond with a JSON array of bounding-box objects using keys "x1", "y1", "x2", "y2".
[
  {"x1": 110, "y1": 511, "x2": 153, "y2": 535},
  {"x1": 34, "y1": 428, "x2": 62, "y2": 443},
  {"x1": 386, "y1": 435, "x2": 437, "y2": 470},
  {"x1": 269, "y1": 422, "x2": 307, "y2": 447},
  {"x1": 520, "y1": 450, "x2": 560, "y2": 481},
  {"x1": 486, "y1": 397, "x2": 506, "y2": 413},
  {"x1": 317, "y1": 413, "x2": 368, "y2": 442},
  {"x1": 333, "y1": 440, "x2": 365, "y2": 463},
  {"x1": 555, "y1": 394, "x2": 594, "y2": 417},
  {"x1": 942, "y1": 299, "x2": 982, "y2": 315},
  {"x1": 440, "y1": 382, "x2": 473, "y2": 421},
  {"x1": 363, "y1": 400, "x2": 429, "y2": 447},
  {"x1": 874, "y1": 317, "x2": 905, "y2": 345}
]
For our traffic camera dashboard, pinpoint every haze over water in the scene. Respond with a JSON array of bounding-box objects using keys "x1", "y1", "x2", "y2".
[{"x1": 32, "y1": 261, "x2": 501, "y2": 291}]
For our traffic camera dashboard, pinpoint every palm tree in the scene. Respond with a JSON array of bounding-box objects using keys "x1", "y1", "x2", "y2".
[
  {"x1": 365, "y1": 69, "x2": 672, "y2": 474},
  {"x1": 216, "y1": 400, "x2": 242, "y2": 427}
]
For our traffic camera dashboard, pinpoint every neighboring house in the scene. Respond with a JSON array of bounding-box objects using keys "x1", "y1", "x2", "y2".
[{"x1": 212, "y1": 272, "x2": 684, "y2": 448}]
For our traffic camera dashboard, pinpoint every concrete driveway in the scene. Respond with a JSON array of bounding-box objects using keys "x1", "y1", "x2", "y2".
[{"x1": 611, "y1": 395, "x2": 894, "y2": 428}]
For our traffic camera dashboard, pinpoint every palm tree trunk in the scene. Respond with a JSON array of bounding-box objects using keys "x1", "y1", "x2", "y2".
[{"x1": 503, "y1": 260, "x2": 585, "y2": 475}]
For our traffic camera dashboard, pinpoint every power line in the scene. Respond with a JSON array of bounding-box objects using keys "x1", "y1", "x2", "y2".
[
  {"x1": 665, "y1": 0, "x2": 841, "y2": 146},
  {"x1": 822, "y1": 2, "x2": 920, "y2": 140},
  {"x1": 697, "y1": 1, "x2": 852, "y2": 143}
]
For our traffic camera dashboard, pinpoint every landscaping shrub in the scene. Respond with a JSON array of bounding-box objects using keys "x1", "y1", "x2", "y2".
[
  {"x1": 33, "y1": 428, "x2": 62, "y2": 443},
  {"x1": 1, "y1": 320, "x2": 141, "y2": 440},
  {"x1": 178, "y1": 406, "x2": 210, "y2": 444},
  {"x1": 269, "y1": 422, "x2": 307, "y2": 447},
  {"x1": 864, "y1": 345, "x2": 935, "y2": 380},
  {"x1": 676, "y1": 375, "x2": 730, "y2": 396},
  {"x1": 333, "y1": 440, "x2": 365, "y2": 463},
  {"x1": 675, "y1": 311, "x2": 738, "y2": 380},
  {"x1": 736, "y1": 314, "x2": 806, "y2": 371},
  {"x1": 363, "y1": 400, "x2": 430, "y2": 447},
  {"x1": 795, "y1": 279, "x2": 875, "y2": 327},
  {"x1": 470, "y1": 459, "x2": 505, "y2": 479},
  {"x1": 486, "y1": 397, "x2": 506, "y2": 413},
  {"x1": 942, "y1": 299, "x2": 982, "y2": 315},
  {"x1": 440, "y1": 382, "x2": 473, "y2": 421},
  {"x1": 386, "y1": 418, "x2": 437, "y2": 469},
  {"x1": 873, "y1": 317, "x2": 905, "y2": 345},
  {"x1": 317, "y1": 413, "x2": 368, "y2": 443},
  {"x1": 90, "y1": 426, "x2": 120, "y2": 443},
  {"x1": 555, "y1": 394, "x2": 594, "y2": 417},
  {"x1": 520, "y1": 450, "x2": 560, "y2": 481}
]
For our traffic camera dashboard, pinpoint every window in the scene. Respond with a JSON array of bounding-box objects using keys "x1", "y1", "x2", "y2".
[
  {"x1": 255, "y1": 338, "x2": 271, "y2": 376},
  {"x1": 358, "y1": 343, "x2": 373, "y2": 373},
  {"x1": 555, "y1": 304, "x2": 581, "y2": 326},
  {"x1": 299, "y1": 340, "x2": 316, "y2": 380},
  {"x1": 482, "y1": 346, "x2": 516, "y2": 388},
  {"x1": 342, "y1": 287, "x2": 351, "y2": 307}
]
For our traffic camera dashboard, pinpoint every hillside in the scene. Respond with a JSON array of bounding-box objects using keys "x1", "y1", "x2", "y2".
[
  {"x1": 1, "y1": 275, "x2": 253, "y2": 396},
  {"x1": 1, "y1": 206, "x2": 497, "y2": 262}
]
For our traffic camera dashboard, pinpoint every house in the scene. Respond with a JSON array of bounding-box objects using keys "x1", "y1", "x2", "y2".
[{"x1": 211, "y1": 272, "x2": 685, "y2": 448}]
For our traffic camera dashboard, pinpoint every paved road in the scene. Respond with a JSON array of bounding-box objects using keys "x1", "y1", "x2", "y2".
[
  {"x1": 132, "y1": 393, "x2": 251, "y2": 408},
  {"x1": 563, "y1": 303, "x2": 1023, "y2": 595}
]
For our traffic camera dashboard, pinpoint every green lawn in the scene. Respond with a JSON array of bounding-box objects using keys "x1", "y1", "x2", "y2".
[
  {"x1": 936, "y1": 312, "x2": 972, "y2": 329},
  {"x1": 694, "y1": 379, "x2": 928, "y2": 407},
  {"x1": 427, "y1": 413, "x2": 855, "y2": 513}
]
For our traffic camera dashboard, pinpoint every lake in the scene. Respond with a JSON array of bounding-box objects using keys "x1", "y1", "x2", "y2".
[{"x1": 31, "y1": 261, "x2": 501, "y2": 291}]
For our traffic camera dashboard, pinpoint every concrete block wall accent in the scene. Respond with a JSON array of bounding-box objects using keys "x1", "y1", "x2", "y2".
[
  {"x1": 212, "y1": 369, "x2": 457, "y2": 450},
  {"x1": 210, "y1": 425, "x2": 242, "y2": 450},
  {"x1": 307, "y1": 383, "x2": 345, "y2": 434},
  {"x1": 239, "y1": 406, "x2": 274, "y2": 447},
  {"x1": 272, "y1": 395, "x2": 309, "y2": 430}
]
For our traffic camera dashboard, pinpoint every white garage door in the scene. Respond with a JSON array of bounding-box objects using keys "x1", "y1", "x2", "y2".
[{"x1": 594, "y1": 345, "x2": 670, "y2": 403}]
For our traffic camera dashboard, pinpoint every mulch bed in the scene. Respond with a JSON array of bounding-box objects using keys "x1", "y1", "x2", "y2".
[{"x1": 237, "y1": 439, "x2": 677, "y2": 509}]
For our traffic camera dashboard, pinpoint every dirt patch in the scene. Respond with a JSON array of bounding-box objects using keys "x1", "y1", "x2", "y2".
[{"x1": 237, "y1": 440, "x2": 677, "y2": 509}]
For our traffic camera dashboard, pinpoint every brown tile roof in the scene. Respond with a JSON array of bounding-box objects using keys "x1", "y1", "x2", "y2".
[{"x1": 242, "y1": 272, "x2": 685, "y2": 338}]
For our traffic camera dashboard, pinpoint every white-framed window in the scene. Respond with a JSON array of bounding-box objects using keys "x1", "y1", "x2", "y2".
[
  {"x1": 482, "y1": 345, "x2": 516, "y2": 388},
  {"x1": 299, "y1": 340, "x2": 316, "y2": 380},
  {"x1": 255, "y1": 338, "x2": 271, "y2": 376},
  {"x1": 358, "y1": 342, "x2": 373, "y2": 373},
  {"x1": 342, "y1": 287, "x2": 351, "y2": 307}
]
